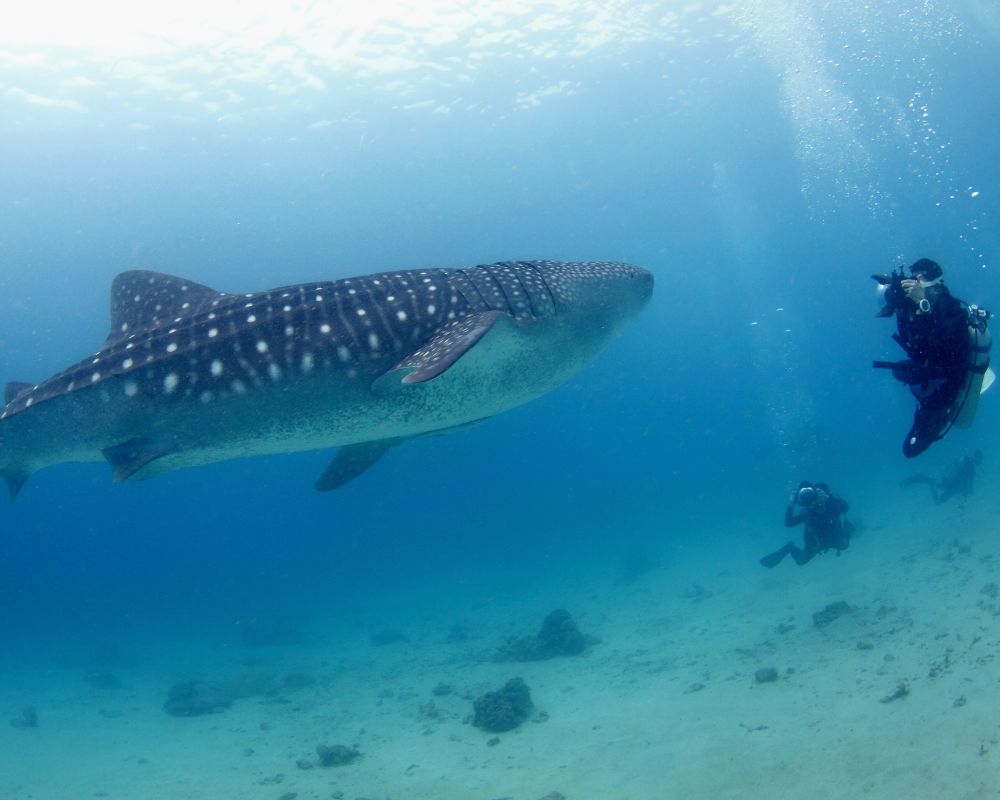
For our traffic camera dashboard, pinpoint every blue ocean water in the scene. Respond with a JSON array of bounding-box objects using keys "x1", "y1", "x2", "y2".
[{"x1": 2, "y1": 2, "x2": 999, "y2": 796}]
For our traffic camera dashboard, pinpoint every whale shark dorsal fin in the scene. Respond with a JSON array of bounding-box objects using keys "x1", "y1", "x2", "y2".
[
  {"x1": 4, "y1": 381, "x2": 33, "y2": 405},
  {"x1": 106, "y1": 270, "x2": 224, "y2": 344},
  {"x1": 315, "y1": 438, "x2": 402, "y2": 492},
  {"x1": 378, "y1": 310, "x2": 508, "y2": 388}
]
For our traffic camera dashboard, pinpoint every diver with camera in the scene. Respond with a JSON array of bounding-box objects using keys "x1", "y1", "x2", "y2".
[
  {"x1": 873, "y1": 258, "x2": 992, "y2": 458},
  {"x1": 759, "y1": 481, "x2": 853, "y2": 568}
]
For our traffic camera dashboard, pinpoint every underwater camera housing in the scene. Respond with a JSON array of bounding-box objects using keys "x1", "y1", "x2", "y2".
[
  {"x1": 795, "y1": 483, "x2": 817, "y2": 507},
  {"x1": 873, "y1": 268, "x2": 908, "y2": 317}
]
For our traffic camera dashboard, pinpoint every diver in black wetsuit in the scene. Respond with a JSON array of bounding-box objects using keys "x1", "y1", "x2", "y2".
[
  {"x1": 873, "y1": 259, "x2": 972, "y2": 458},
  {"x1": 901, "y1": 449, "x2": 983, "y2": 505},
  {"x1": 760, "y1": 482, "x2": 853, "y2": 568}
]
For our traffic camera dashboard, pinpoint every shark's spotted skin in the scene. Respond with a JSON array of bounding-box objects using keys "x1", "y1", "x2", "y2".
[{"x1": 0, "y1": 260, "x2": 653, "y2": 496}]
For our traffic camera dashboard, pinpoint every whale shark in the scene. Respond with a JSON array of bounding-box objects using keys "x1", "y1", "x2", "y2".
[{"x1": 0, "y1": 260, "x2": 653, "y2": 497}]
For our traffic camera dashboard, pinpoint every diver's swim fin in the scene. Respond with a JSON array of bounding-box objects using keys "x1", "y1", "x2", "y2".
[
  {"x1": 982, "y1": 367, "x2": 996, "y2": 394},
  {"x1": 760, "y1": 542, "x2": 793, "y2": 569}
]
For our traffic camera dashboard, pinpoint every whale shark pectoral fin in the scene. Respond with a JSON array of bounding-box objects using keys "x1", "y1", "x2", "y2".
[
  {"x1": 102, "y1": 437, "x2": 176, "y2": 482},
  {"x1": 377, "y1": 310, "x2": 509, "y2": 389},
  {"x1": 315, "y1": 438, "x2": 403, "y2": 492},
  {"x1": 2, "y1": 467, "x2": 30, "y2": 499},
  {"x1": 4, "y1": 381, "x2": 34, "y2": 405}
]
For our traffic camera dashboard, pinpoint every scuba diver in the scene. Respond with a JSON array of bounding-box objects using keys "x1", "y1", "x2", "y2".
[
  {"x1": 901, "y1": 449, "x2": 983, "y2": 505},
  {"x1": 760, "y1": 481, "x2": 853, "y2": 568},
  {"x1": 873, "y1": 259, "x2": 992, "y2": 458}
]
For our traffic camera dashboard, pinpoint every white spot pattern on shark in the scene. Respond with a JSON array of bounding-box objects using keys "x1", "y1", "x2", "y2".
[{"x1": 0, "y1": 261, "x2": 653, "y2": 497}]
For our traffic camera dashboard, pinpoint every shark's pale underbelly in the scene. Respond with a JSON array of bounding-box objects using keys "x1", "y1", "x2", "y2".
[
  {"x1": 10, "y1": 314, "x2": 598, "y2": 478},
  {"x1": 144, "y1": 316, "x2": 596, "y2": 475}
]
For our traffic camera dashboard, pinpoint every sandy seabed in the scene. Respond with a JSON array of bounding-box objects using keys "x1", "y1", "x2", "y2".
[{"x1": 3, "y1": 492, "x2": 1000, "y2": 800}]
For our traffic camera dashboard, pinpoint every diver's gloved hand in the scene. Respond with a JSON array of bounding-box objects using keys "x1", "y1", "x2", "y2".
[
  {"x1": 901, "y1": 278, "x2": 926, "y2": 305},
  {"x1": 890, "y1": 360, "x2": 933, "y2": 385},
  {"x1": 890, "y1": 360, "x2": 912, "y2": 383}
]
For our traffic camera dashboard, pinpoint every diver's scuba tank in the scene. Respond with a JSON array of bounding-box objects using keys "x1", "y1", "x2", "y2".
[{"x1": 953, "y1": 304, "x2": 993, "y2": 429}]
